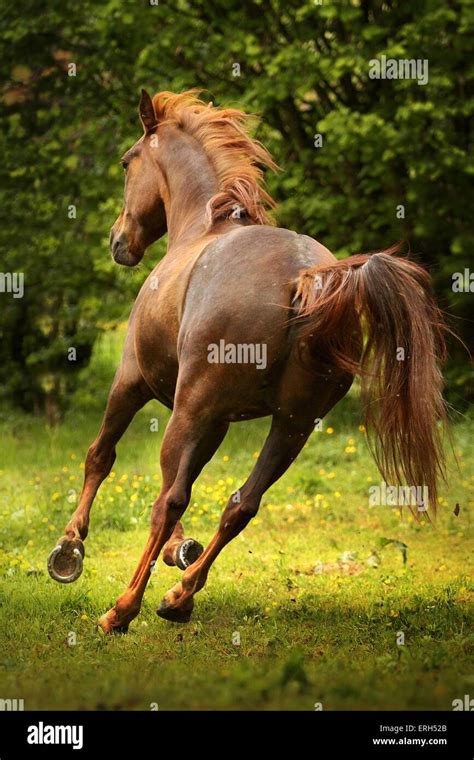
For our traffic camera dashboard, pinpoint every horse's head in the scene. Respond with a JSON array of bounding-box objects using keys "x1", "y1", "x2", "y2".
[{"x1": 109, "y1": 90, "x2": 167, "y2": 266}]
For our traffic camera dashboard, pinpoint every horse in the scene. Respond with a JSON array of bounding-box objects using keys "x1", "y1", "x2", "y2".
[{"x1": 47, "y1": 89, "x2": 447, "y2": 633}]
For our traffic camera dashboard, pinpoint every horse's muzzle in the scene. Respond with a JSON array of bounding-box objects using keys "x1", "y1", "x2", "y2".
[
  {"x1": 110, "y1": 233, "x2": 135, "y2": 266},
  {"x1": 111, "y1": 235, "x2": 123, "y2": 256}
]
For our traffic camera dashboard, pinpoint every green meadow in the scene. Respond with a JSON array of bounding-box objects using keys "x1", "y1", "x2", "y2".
[{"x1": 0, "y1": 330, "x2": 472, "y2": 711}]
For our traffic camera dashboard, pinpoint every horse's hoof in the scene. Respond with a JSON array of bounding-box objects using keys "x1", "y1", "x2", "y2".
[
  {"x1": 156, "y1": 599, "x2": 193, "y2": 623},
  {"x1": 47, "y1": 537, "x2": 84, "y2": 583},
  {"x1": 175, "y1": 538, "x2": 203, "y2": 570},
  {"x1": 97, "y1": 611, "x2": 129, "y2": 635}
]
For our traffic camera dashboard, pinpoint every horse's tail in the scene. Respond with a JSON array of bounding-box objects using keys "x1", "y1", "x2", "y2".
[{"x1": 294, "y1": 246, "x2": 448, "y2": 513}]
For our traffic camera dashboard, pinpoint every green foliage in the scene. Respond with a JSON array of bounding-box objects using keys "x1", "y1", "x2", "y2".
[
  {"x1": 0, "y1": 0, "x2": 156, "y2": 419},
  {"x1": 0, "y1": 0, "x2": 472, "y2": 417}
]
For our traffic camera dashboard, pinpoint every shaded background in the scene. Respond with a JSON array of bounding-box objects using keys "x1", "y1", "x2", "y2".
[{"x1": 0, "y1": 0, "x2": 472, "y2": 423}]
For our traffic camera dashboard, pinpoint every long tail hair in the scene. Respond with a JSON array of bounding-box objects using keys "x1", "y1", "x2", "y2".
[{"x1": 294, "y1": 247, "x2": 448, "y2": 512}]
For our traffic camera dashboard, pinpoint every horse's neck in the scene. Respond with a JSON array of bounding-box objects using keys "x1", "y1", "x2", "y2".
[{"x1": 161, "y1": 127, "x2": 219, "y2": 250}]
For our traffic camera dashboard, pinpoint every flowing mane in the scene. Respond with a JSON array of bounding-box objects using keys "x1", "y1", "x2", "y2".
[{"x1": 151, "y1": 90, "x2": 278, "y2": 226}]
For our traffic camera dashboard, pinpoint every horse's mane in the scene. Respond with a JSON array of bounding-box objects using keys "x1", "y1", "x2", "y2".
[{"x1": 152, "y1": 90, "x2": 278, "y2": 226}]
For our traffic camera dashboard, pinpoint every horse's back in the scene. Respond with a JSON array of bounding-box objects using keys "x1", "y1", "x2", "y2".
[
  {"x1": 183, "y1": 224, "x2": 333, "y2": 316},
  {"x1": 191, "y1": 225, "x2": 333, "y2": 287},
  {"x1": 182, "y1": 224, "x2": 333, "y2": 330}
]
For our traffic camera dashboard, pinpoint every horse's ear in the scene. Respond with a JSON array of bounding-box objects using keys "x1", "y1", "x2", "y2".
[{"x1": 139, "y1": 89, "x2": 157, "y2": 133}]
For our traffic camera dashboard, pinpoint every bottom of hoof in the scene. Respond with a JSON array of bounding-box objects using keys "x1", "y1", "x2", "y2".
[
  {"x1": 156, "y1": 601, "x2": 193, "y2": 624},
  {"x1": 175, "y1": 538, "x2": 204, "y2": 570},
  {"x1": 47, "y1": 537, "x2": 84, "y2": 583}
]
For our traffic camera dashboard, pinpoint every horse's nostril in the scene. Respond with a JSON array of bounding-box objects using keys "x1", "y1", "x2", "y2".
[{"x1": 112, "y1": 236, "x2": 126, "y2": 256}]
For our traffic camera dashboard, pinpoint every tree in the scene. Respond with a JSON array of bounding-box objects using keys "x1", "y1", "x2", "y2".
[
  {"x1": 0, "y1": 0, "x2": 153, "y2": 420},
  {"x1": 1, "y1": 0, "x2": 472, "y2": 419}
]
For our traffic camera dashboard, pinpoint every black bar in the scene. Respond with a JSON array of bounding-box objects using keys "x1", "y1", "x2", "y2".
[{"x1": 0, "y1": 711, "x2": 471, "y2": 757}]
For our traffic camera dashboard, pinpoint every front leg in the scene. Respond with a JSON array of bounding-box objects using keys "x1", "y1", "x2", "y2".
[{"x1": 47, "y1": 369, "x2": 152, "y2": 583}]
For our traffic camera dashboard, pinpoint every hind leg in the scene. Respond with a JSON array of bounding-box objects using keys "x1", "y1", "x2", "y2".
[
  {"x1": 157, "y1": 412, "x2": 313, "y2": 620},
  {"x1": 158, "y1": 364, "x2": 353, "y2": 620},
  {"x1": 98, "y1": 404, "x2": 228, "y2": 633}
]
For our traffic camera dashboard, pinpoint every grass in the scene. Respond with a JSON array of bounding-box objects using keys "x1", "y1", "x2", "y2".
[{"x1": 0, "y1": 332, "x2": 473, "y2": 711}]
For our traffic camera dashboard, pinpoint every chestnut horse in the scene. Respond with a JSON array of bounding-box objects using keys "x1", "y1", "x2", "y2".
[{"x1": 47, "y1": 90, "x2": 446, "y2": 633}]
